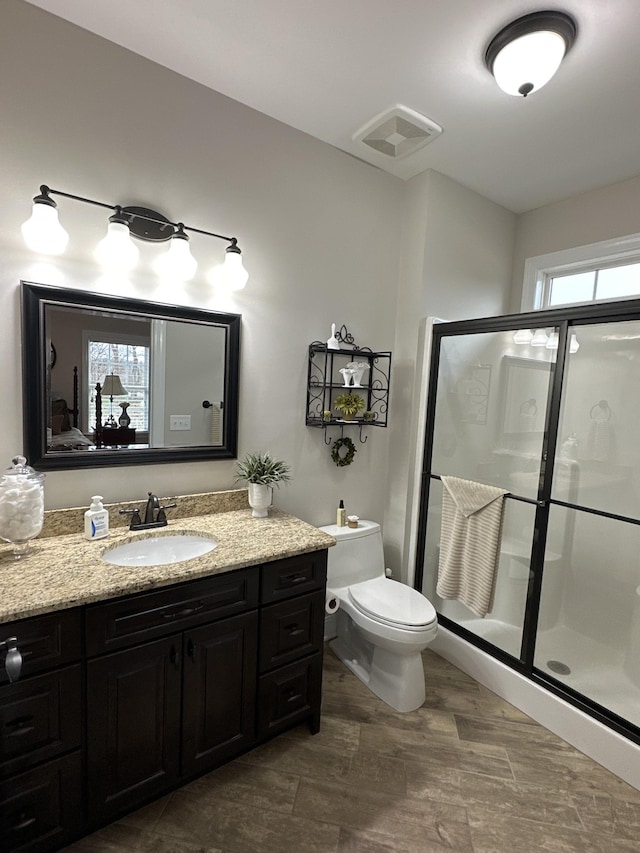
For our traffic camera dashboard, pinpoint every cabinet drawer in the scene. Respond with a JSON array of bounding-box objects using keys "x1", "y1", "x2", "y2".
[
  {"x1": 85, "y1": 568, "x2": 259, "y2": 655},
  {"x1": 0, "y1": 665, "x2": 82, "y2": 778},
  {"x1": 0, "y1": 750, "x2": 82, "y2": 853},
  {"x1": 259, "y1": 591, "x2": 324, "y2": 673},
  {"x1": 257, "y1": 653, "x2": 322, "y2": 738},
  {"x1": 260, "y1": 551, "x2": 327, "y2": 604},
  {"x1": 0, "y1": 610, "x2": 82, "y2": 685}
]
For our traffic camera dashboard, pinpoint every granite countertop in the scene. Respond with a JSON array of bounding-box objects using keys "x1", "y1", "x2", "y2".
[{"x1": 0, "y1": 502, "x2": 335, "y2": 624}]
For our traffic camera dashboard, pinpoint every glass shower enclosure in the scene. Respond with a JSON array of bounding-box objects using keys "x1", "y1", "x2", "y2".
[{"x1": 414, "y1": 299, "x2": 640, "y2": 742}]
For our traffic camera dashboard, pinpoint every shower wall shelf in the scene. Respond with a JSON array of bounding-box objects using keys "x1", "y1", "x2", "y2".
[{"x1": 306, "y1": 339, "x2": 391, "y2": 445}]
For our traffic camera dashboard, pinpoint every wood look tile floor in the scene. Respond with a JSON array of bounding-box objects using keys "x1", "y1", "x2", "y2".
[{"x1": 66, "y1": 648, "x2": 640, "y2": 852}]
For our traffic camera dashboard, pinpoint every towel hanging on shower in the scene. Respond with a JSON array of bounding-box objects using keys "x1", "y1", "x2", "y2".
[{"x1": 437, "y1": 476, "x2": 508, "y2": 618}]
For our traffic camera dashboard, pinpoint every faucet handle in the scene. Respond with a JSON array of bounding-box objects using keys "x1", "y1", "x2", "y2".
[
  {"x1": 157, "y1": 502, "x2": 177, "y2": 524},
  {"x1": 119, "y1": 507, "x2": 142, "y2": 528}
]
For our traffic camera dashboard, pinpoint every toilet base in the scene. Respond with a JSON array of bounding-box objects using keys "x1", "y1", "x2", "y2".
[{"x1": 330, "y1": 629, "x2": 427, "y2": 713}]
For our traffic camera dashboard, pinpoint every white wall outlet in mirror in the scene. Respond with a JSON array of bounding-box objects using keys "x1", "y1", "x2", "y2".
[{"x1": 170, "y1": 415, "x2": 191, "y2": 431}]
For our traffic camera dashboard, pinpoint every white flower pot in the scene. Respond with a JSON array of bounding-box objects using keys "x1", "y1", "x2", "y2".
[{"x1": 248, "y1": 483, "x2": 273, "y2": 518}]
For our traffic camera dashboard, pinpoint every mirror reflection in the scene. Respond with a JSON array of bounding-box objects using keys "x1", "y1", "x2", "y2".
[{"x1": 22, "y1": 282, "x2": 240, "y2": 470}]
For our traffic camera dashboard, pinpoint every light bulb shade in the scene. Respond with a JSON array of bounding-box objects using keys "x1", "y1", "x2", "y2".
[
  {"x1": 513, "y1": 328, "x2": 534, "y2": 345},
  {"x1": 569, "y1": 333, "x2": 580, "y2": 353},
  {"x1": 154, "y1": 231, "x2": 197, "y2": 281},
  {"x1": 21, "y1": 200, "x2": 69, "y2": 255},
  {"x1": 101, "y1": 374, "x2": 127, "y2": 396},
  {"x1": 485, "y1": 11, "x2": 576, "y2": 97},
  {"x1": 223, "y1": 251, "x2": 249, "y2": 290},
  {"x1": 545, "y1": 330, "x2": 559, "y2": 349},
  {"x1": 530, "y1": 328, "x2": 549, "y2": 347},
  {"x1": 214, "y1": 244, "x2": 248, "y2": 290},
  {"x1": 95, "y1": 221, "x2": 139, "y2": 271},
  {"x1": 493, "y1": 30, "x2": 566, "y2": 96}
]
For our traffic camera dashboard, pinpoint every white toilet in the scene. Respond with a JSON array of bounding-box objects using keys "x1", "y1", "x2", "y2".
[{"x1": 320, "y1": 520, "x2": 437, "y2": 712}]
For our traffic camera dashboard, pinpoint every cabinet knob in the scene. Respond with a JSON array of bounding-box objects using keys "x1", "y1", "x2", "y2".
[{"x1": 1, "y1": 636, "x2": 22, "y2": 682}]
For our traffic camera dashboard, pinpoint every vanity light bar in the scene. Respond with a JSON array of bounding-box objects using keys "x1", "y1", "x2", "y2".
[{"x1": 21, "y1": 185, "x2": 249, "y2": 289}]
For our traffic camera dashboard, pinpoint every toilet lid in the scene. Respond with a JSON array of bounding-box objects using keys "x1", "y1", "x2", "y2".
[{"x1": 348, "y1": 577, "x2": 437, "y2": 628}]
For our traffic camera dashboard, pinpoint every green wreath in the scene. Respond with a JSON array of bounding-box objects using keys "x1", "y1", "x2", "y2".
[{"x1": 331, "y1": 436, "x2": 357, "y2": 467}]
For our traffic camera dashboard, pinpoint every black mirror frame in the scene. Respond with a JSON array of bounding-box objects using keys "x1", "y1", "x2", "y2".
[{"x1": 21, "y1": 281, "x2": 241, "y2": 470}]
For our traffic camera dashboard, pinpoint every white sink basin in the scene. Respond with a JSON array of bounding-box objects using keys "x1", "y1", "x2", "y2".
[{"x1": 103, "y1": 533, "x2": 217, "y2": 567}]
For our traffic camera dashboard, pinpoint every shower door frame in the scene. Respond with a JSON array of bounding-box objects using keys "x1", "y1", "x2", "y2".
[{"x1": 413, "y1": 298, "x2": 640, "y2": 746}]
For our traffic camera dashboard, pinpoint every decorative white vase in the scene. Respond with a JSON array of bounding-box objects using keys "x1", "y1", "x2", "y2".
[{"x1": 248, "y1": 483, "x2": 273, "y2": 518}]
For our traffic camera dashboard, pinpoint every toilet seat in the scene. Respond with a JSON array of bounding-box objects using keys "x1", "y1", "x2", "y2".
[{"x1": 348, "y1": 577, "x2": 437, "y2": 631}]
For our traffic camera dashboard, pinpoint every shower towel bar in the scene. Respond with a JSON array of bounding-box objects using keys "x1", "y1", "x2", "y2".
[{"x1": 430, "y1": 474, "x2": 545, "y2": 507}]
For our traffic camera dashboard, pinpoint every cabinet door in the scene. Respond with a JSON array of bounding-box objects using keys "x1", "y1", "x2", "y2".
[
  {"x1": 258, "y1": 653, "x2": 323, "y2": 739},
  {"x1": 0, "y1": 751, "x2": 82, "y2": 853},
  {"x1": 87, "y1": 635, "x2": 182, "y2": 824},
  {"x1": 261, "y1": 551, "x2": 327, "y2": 604},
  {"x1": 0, "y1": 610, "x2": 82, "y2": 685},
  {"x1": 0, "y1": 664, "x2": 81, "y2": 778},
  {"x1": 259, "y1": 591, "x2": 324, "y2": 673},
  {"x1": 181, "y1": 612, "x2": 257, "y2": 778}
]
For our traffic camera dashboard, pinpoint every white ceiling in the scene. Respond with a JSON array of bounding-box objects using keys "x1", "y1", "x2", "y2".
[{"x1": 24, "y1": 0, "x2": 640, "y2": 213}]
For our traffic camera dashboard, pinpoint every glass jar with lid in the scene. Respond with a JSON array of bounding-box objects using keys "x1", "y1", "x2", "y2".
[{"x1": 0, "y1": 455, "x2": 45, "y2": 559}]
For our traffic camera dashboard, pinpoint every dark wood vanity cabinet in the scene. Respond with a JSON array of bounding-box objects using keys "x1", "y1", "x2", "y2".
[
  {"x1": 0, "y1": 610, "x2": 83, "y2": 853},
  {"x1": 258, "y1": 553, "x2": 327, "y2": 737},
  {"x1": 0, "y1": 548, "x2": 327, "y2": 851},
  {"x1": 85, "y1": 569, "x2": 260, "y2": 825}
]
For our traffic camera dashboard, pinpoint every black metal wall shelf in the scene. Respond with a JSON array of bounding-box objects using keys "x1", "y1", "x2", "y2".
[{"x1": 306, "y1": 340, "x2": 391, "y2": 443}]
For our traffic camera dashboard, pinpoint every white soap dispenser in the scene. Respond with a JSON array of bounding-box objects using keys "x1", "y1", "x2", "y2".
[{"x1": 84, "y1": 495, "x2": 109, "y2": 540}]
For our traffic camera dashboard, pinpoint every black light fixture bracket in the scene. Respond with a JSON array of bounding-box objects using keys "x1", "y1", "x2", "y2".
[{"x1": 35, "y1": 184, "x2": 238, "y2": 247}]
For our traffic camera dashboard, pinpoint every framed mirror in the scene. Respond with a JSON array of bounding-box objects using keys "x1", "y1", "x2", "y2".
[
  {"x1": 22, "y1": 281, "x2": 240, "y2": 470},
  {"x1": 500, "y1": 355, "x2": 553, "y2": 438}
]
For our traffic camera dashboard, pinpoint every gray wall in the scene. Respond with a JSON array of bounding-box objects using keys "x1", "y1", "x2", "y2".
[
  {"x1": 511, "y1": 173, "x2": 640, "y2": 312},
  {"x1": 0, "y1": 1, "x2": 521, "y2": 575}
]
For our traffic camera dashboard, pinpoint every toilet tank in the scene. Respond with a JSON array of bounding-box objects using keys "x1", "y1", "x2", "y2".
[{"x1": 319, "y1": 520, "x2": 385, "y2": 587}]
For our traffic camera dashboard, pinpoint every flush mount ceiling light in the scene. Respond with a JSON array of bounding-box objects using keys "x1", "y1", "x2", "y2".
[
  {"x1": 21, "y1": 185, "x2": 248, "y2": 290},
  {"x1": 485, "y1": 10, "x2": 577, "y2": 97}
]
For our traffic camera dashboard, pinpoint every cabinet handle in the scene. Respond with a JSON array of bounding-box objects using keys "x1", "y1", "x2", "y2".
[
  {"x1": 286, "y1": 692, "x2": 302, "y2": 704},
  {"x1": 163, "y1": 603, "x2": 205, "y2": 620},
  {"x1": 12, "y1": 814, "x2": 36, "y2": 831},
  {"x1": 286, "y1": 624, "x2": 304, "y2": 637},
  {"x1": 282, "y1": 573, "x2": 307, "y2": 586},
  {"x1": 5, "y1": 715, "x2": 35, "y2": 737},
  {"x1": 169, "y1": 645, "x2": 180, "y2": 668},
  {"x1": 0, "y1": 636, "x2": 23, "y2": 683},
  {"x1": 187, "y1": 638, "x2": 196, "y2": 660}
]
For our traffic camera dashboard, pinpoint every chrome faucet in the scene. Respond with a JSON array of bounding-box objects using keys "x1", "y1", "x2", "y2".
[{"x1": 119, "y1": 492, "x2": 177, "y2": 531}]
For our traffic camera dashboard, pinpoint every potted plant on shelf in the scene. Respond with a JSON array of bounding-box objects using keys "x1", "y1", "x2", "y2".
[
  {"x1": 334, "y1": 391, "x2": 366, "y2": 421},
  {"x1": 234, "y1": 451, "x2": 292, "y2": 517}
]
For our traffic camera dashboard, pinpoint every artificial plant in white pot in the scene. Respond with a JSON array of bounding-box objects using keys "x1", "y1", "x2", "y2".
[{"x1": 234, "y1": 451, "x2": 292, "y2": 517}]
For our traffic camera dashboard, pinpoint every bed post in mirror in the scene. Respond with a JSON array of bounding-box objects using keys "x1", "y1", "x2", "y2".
[
  {"x1": 94, "y1": 383, "x2": 103, "y2": 448},
  {"x1": 72, "y1": 365, "x2": 79, "y2": 428}
]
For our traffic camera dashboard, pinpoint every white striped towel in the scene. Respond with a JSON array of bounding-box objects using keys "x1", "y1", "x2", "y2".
[
  {"x1": 209, "y1": 403, "x2": 222, "y2": 446},
  {"x1": 437, "y1": 476, "x2": 508, "y2": 618}
]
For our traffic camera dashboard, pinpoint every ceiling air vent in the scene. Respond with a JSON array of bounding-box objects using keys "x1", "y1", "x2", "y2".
[{"x1": 353, "y1": 105, "x2": 442, "y2": 160}]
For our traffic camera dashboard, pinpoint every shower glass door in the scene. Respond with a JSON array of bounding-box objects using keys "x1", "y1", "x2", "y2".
[
  {"x1": 535, "y1": 320, "x2": 640, "y2": 728},
  {"x1": 419, "y1": 327, "x2": 557, "y2": 660}
]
